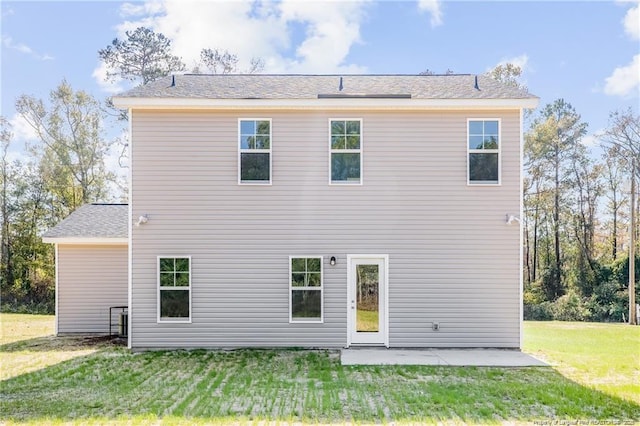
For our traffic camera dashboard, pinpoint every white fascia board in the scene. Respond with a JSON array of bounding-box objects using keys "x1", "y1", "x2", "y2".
[
  {"x1": 42, "y1": 237, "x2": 128, "y2": 245},
  {"x1": 112, "y1": 96, "x2": 540, "y2": 110}
]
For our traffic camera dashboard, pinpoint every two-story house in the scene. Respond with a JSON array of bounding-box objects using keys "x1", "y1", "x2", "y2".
[{"x1": 43, "y1": 74, "x2": 538, "y2": 350}]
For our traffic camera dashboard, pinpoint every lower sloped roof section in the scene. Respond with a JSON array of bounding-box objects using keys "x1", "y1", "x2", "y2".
[{"x1": 42, "y1": 203, "x2": 128, "y2": 244}]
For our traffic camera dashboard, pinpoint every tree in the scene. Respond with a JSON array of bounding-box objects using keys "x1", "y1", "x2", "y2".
[
  {"x1": 15, "y1": 80, "x2": 116, "y2": 209},
  {"x1": 0, "y1": 117, "x2": 56, "y2": 312},
  {"x1": 196, "y1": 48, "x2": 264, "y2": 74},
  {"x1": 525, "y1": 99, "x2": 588, "y2": 300},
  {"x1": 566, "y1": 141, "x2": 602, "y2": 295},
  {"x1": 485, "y1": 63, "x2": 526, "y2": 90},
  {"x1": 602, "y1": 146, "x2": 629, "y2": 260},
  {"x1": 603, "y1": 108, "x2": 640, "y2": 324},
  {"x1": 1, "y1": 117, "x2": 14, "y2": 293},
  {"x1": 603, "y1": 109, "x2": 639, "y2": 179},
  {"x1": 98, "y1": 27, "x2": 185, "y2": 85}
]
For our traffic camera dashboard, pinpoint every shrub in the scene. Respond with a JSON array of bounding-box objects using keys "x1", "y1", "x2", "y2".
[
  {"x1": 524, "y1": 301, "x2": 554, "y2": 321},
  {"x1": 552, "y1": 291, "x2": 590, "y2": 321},
  {"x1": 586, "y1": 280, "x2": 628, "y2": 322}
]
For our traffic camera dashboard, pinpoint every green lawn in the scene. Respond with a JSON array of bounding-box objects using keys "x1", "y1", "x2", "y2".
[
  {"x1": 523, "y1": 321, "x2": 640, "y2": 403},
  {"x1": 1, "y1": 314, "x2": 639, "y2": 425}
]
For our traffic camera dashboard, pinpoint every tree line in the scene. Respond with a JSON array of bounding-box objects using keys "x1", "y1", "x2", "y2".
[
  {"x1": 0, "y1": 28, "x2": 262, "y2": 312},
  {"x1": 523, "y1": 104, "x2": 638, "y2": 323},
  {"x1": 1, "y1": 28, "x2": 638, "y2": 321}
]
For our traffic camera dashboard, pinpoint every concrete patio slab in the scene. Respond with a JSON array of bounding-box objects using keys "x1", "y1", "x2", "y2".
[{"x1": 341, "y1": 348, "x2": 548, "y2": 367}]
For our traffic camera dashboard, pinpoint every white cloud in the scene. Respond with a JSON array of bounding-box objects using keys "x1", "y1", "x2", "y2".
[
  {"x1": 5, "y1": 148, "x2": 30, "y2": 165},
  {"x1": 105, "y1": 135, "x2": 129, "y2": 177},
  {"x1": 119, "y1": 1, "x2": 165, "y2": 18},
  {"x1": 604, "y1": 54, "x2": 640, "y2": 97},
  {"x1": 8, "y1": 114, "x2": 39, "y2": 144},
  {"x1": 92, "y1": 61, "x2": 125, "y2": 94},
  {"x1": 417, "y1": 0, "x2": 443, "y2": 27},
  {"x1": 623, "y1": 3, "x2": 639, "y2": 39},
  {"x1": 93, "y1": 0, "x2": 369, "y2": 90},
  {"x1": 580, "y1": 131, "x2": 603, "y2": 148},
  {"x1": 1, "y1": 5, "x2": 14, "y2": 19},
  {"x1": 602, "y1": 2, "x2": 639, "y2": 97},
  {"x1": 277, "y1": 0, "x2": 367, "y2": 72},
  {"x1": 1, "y1": 35, "x2": 53, "y2": 61}
]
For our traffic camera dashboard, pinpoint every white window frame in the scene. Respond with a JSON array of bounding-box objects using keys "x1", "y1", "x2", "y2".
[
  {"x1": 238, "y1": 118, "x2": 272, "y2": 185},
  {"x1": 157, "y1": 256, "x2": 192, "y2": 323},
  {"x1": 329, "y1": 118, "x2": 363, "y2": 185},
  {"x1": 467, "y1": 118, "x2": 501, "y2": 186},
  {"x1": 289, "y1": 255, "x2": 324, "y2": 323}
]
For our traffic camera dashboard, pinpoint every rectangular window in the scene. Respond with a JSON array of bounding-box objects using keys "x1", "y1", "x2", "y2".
[
  {"x1": 468, "y1": 119, "x2": 500, "y2": 184},
  {"x1": 330, "y1": 119, "x2": 362, "y2": 184},
  {"x1": 290, "y1": 256, "x2": 323, "y2": 323},
  {"x1": 158, "y1": 256, "x2": 191, "y2": 322},
  {"x1": 239, "y1": 119, "x2": 271, "y2": 184}
]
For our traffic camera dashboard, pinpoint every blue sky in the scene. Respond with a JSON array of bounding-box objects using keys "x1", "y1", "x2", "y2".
[{"x1": 1, "y1": 0, "x2": 639, "y2": 162}]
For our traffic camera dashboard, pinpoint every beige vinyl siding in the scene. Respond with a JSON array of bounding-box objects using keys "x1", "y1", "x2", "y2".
[
  {"x1": 57, "y1": 244, "x2": 128, "y2": 334},
  {"x1": 130, "y1": 109, "x2": 522, "y2": 349}
]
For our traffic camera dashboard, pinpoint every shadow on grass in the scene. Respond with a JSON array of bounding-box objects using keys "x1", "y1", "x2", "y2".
[
  {"x1": 2, "y1": 347, "x2": 639, "y2": 424},
  {"x1": 0, "y1": 334, "x2": 125, "y2": 353}
]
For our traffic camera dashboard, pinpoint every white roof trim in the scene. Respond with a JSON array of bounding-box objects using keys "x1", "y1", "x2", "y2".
[
  {"x1": 42, "y1": 237, "x2": 128, "y2": 245},
  {"x1": 112, "y1": 97, "x2": 539, "y2": 110}
]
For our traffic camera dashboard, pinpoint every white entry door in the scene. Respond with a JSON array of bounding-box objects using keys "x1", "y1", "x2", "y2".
[{"x1": 347, "y1": 255, "x2": 388, "y2": 347}]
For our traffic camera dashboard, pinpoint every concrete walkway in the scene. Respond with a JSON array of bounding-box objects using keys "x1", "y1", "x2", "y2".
[{"x1": 341, "y1": 348, "x2": 548, "y2": 367}]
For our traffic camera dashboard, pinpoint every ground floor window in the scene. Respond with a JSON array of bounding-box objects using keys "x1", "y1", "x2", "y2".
[
  {"x1": 290, "y1": 256, "x2": 323, "y2": 322},
  {"x1": 158, "y1": 256, "x2": 191, "y2": 322}
]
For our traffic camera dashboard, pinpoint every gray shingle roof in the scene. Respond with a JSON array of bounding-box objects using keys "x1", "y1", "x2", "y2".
[
  {"x1": 43, "y1": 204, "x2": 128, "y2": 239},
  {"x1": 114, "y1": 74, "x2": 535, "y2": 100}
]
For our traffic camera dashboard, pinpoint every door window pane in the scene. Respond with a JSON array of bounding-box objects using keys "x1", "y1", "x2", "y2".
[{"x1": 356, "y1": 264, "x2": 379, "y2": 332}]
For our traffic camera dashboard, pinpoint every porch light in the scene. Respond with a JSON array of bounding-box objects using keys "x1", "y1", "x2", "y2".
[
  {"x1": 330, "y1": 256, "x2": 336, "y2": 266},
  {"x1": 135, "y1": 214, "x2": 149, "y2": 227},
  {"x1": 505, "y1": 214, "x2": 520, "y2": 225}
]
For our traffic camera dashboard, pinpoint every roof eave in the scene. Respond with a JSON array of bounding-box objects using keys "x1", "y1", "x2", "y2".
[
  {"x1": 112, "y1": 97, "x2": 540, "y2": 110},
  {"x1": 42, "y1": 237, "x2": 128, "y2": 245}
]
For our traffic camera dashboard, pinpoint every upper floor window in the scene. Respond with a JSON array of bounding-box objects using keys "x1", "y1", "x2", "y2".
[
  {"x1": 158, "y1": 256, "x2": 191, "y2": 323},
  {"x1": 468, "y1": 119, "x2": 500, "y2": 185},
  {"x1": 330, "y1": 119, "x2": 362, "y2": 184},
  {"x1": 239, "y1": 119, "x2": 271, "y2": 184}
]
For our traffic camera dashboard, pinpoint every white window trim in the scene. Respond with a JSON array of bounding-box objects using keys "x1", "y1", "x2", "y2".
[
  {"x1": 467, "y1": 118, "x2": 502, "y2": 186},
  {"x1": 289, "y1": 255, "x2": 324, "y2": 323},
  {"x1": 157, "y1": 255, "x2": 192, "y2": 324},
  {"x1": 329, "y1": 118, "x2": 363, "y2": 186},
  {"x1": 238, "y1": 118, "x2": 272, "y2": 185}
]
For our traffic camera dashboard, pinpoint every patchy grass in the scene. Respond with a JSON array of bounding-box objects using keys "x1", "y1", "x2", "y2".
[
  {"x1": 1, "y1": 314, "x2": 639, "y2": 425},
  {"x1": 0, "y1": 313, "x2": 118, "y2": 380},
  {"x1": 1, "y1": 313, "x2": 53, "y2": 344},
  {"x1": 523, "y1": 321, "x2": 640, "y2": 404}
]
